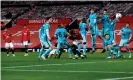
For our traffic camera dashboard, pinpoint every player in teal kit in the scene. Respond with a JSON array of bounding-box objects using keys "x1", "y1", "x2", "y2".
[
  {"x1": 108, "y1": 16, "x2": 117, "y2": 42},
  {"x1": 119, "y1": 23, "x2": 132, "y2": 58},
  {"x1": 98, "y1": 9, "x2": 111, "y2": 53},
  {"x1": 38, "y1": 17, "x2": 53, "y2": 60},
  {"x1": 106, "y1": 16, "x2": 121, "y2": 58},
  {"x1": 79, "y1": 18, "x2": 87, "y2": 57},
  {"x1": 88, "y1": 9, "x2": 103, "y2": 53},
  {"x1": 104, "y1": 34, "x2": 120, "y2": 59},
  {"x1": 108, "y1": 15, "x2": 121, "y2": 43},
  {"x1": 55, "y1": 23, "x2": 72, "y2": 59},
  {"x1": 111, "y1": 43, "x2": 120, "y2": 58},
  {"x1": 104, "y1": 34, "x2": 113, "y2": 58}
]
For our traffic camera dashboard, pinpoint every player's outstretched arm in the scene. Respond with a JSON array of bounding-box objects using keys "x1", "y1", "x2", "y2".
[
  {"x1": 46, "y1": 29, "x2": 51, "y2": 40},
  {"x1": 118, "y1": 29, "x2": 123, "y2": 35},
  {"x1": 129, "y1": 33, "x2": 132, "y2": 41}
]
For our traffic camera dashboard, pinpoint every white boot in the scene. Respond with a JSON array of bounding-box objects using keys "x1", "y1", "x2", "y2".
[
  {"x1": 129, "y1": 54, "x2": 132, "y2": 58},
  {"x1": 12, "y1": 54, "x2": 15, "y2": 57},
  {"x1": 7, "y1": 54, "x2": 9, "y2": 56},
  {"x1": 41, "y1": 55, "x2": 46, "y2": 60}
]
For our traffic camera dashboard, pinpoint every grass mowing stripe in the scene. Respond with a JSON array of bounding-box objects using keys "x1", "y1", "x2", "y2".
[
  {"x1": 100, "y1": 76, "x2": 133, "y2": 80},
  {"x1": 2, "y1": 69, "x2": 133, "y2": 74},
  {"x1": 2, "y1": 60, "x2": 131, "y2": 69}
]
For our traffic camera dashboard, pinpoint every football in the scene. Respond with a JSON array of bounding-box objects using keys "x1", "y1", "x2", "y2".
[{"x1": 116, "y1": 13, "x2": 122, "y2": 19}]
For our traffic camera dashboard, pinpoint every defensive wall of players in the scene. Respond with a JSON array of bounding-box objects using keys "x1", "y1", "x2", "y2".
[{"x1": 1, "y1": 17, "x2": 133, "y2": 49}]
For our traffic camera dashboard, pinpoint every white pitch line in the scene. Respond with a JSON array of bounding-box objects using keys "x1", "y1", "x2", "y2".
[
  {"x1": 100, "y1": 76, "x2": 133, "y2": 80},
  {"x1": 1, "y1": 60, "x2": 131, "y2": 69},
  {"x1": 2, "y1": 69, "x2": 133, "y2": 74},
  {"x1": 2, "y1": 64, "x2": 63, "y2": 68}
]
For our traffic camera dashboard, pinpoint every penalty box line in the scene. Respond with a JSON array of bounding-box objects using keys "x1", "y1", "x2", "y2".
[
  {"x1": 2, "y1": 69, "x2": 133, "y2": 74},
  {"x1": 1, "y1": 60, "x2": 131, "y2": 69}
]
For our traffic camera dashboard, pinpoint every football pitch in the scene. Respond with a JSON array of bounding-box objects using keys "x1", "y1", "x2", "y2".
[{"x1": 1, "y1": 52, "x2": 133, "y2": 80}]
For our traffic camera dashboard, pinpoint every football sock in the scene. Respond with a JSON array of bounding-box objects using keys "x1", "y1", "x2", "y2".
[
  {"x1": 11, "y1": 49, "x2": 14, "y2": 54},
  {"x1": 6, "y1": 49, "x2": 9, "y2": 54},
  {"x1": 39, "y1": 47, "x2": 44, "y2": 57},
  {"x1": 83, "y1": 44, "x2": 86, "y2": 55},
  {"x1": 108, "y1": 49, "x2": 112, "y2": 57},
  {"x1": 126, "y1": 48, "x2": 131, "y2": 56},
  {"x1": 58, "y1": 50, "x2": 63, "y2": 59},
  {"x1": 78, "y1": 44, "x2": 81, "y2": 52},
  {"x1": 44, "y1": 48, "x2": 52, "y2": 57},
  {"x1": 117, "y1": 50, "x2": 120, "y2": 58},
  {"x1": 25, "y1": 45, "x2": 28, "y2": 53},
  {"x1": 68, "y1": 48, "x2": 72, "y2": 57},
  {"x1": 92, "y1": 35, "x2": 96, "y2": 50}
]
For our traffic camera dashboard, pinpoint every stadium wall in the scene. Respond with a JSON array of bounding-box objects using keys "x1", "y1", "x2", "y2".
[{"x1": 16, "y1": 18, "x2": 72, "y2": 25}]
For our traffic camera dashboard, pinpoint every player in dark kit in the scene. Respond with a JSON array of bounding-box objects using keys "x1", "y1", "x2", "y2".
[{"x1": 68, "y1": 29, "x2": 84, "y2": 59}]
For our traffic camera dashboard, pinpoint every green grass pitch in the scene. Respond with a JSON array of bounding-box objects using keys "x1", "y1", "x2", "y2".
[{"x1": 1, "y1": 52, "x2": 133, "y2": 80}]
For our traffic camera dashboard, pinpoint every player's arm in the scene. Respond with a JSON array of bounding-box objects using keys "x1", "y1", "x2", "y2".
[
  {"x1": 118, "y1": 28, "x2": 124, "y2": 35},
  {"x1": 129, "y1": 31, "x2": 132, "y2": 40},
  {"x1": 46, "y1": 29, "x2": 51, "y2": 40},
  {"x1": 54, "y1": 30, "x2": 58, "y2": 39},
  {"x1": 46, "y1": 24, "x2": 51, "y2": 40},
  {"x1": 93, "y1": 14, "x2": 97, "y2": 25},
  {"x1": 87, "y1": 18, "x2": 91, "y2": 31},
  {"x1": 128, "y1": 33, "x2": 133, "y2": 44}
]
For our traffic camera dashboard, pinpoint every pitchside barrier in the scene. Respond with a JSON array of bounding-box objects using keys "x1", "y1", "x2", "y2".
[{"x1": 1, "y1": 17, "x2": 133, "y2": 51}]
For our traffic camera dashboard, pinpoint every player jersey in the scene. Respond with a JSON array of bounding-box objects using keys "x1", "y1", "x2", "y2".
[
  {"x1": 22, "y1": 28, "x2": 30, "y2": 41},
  {"x1": 108, "y1": 19, "x2": 116, "y2": 32},
  {"x1": 120, "y1": 27, "x2": 132, "y2": 40},
  {"x1": 79, "y1": 22, "x2": 87, "y2": 33},
  {"x1": 112, "y1": 44, "x2": 119, "y2": 52},
  {"x1": 3, "y1": 31, "x2": 13, "y2": 43},
  {"x1": 55, "y1": 28, "x2": 68, "y2": 42},
  {"x1": 89, "y1": 13, "x2": 100, "y2": 34},
  {"x1": 101, "y1": 14, "x2": 110, "y2": 29},
  {"x1": 39, "y1": 23, "x2": 50, "y2": 40},
  {"x1": 89, "y1": 13, "x2": 97, "y2": 26},
  {"x1": 74, "y1": 30, "x2": 82, "y2": 40},
  {"x1": 105, "y1": 39, "x2": 113, "y2": 46}
]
